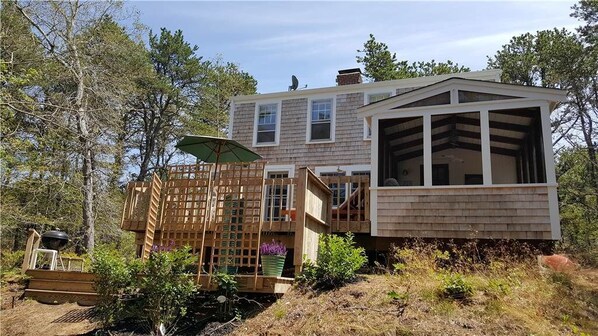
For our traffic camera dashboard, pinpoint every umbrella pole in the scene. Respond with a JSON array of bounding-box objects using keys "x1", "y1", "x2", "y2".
[
  {"x1": 197, "y1": 149, "x2": 221, "y2": 284},
  {"x1": 204, "y1": 147, "x2": 223, "y2": 286}
]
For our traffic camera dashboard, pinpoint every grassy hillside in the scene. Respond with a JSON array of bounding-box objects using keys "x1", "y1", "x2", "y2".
[{"x1": 234, "y1": 246, "x2": 598, "y2": 336}]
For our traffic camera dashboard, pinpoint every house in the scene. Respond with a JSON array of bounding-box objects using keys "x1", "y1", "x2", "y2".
[
  {"x1": 229, "y1": 68, "x2": 566, "y2": 247},
  {"x1": 22, "y1": 68, "x2": 568, "y2": 300}
]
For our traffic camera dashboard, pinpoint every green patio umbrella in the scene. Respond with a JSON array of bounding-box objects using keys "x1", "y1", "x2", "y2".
[{"x1": 175, "y1": 135, "x2": 262, "y2": 164}]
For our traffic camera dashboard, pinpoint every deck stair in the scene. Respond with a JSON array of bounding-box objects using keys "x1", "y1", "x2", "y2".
[{"x1": 25, "y1": 269, "x2": 98, "y2": 306}]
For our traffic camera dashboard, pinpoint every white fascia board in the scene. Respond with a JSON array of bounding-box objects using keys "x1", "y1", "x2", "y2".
[
  {"x1": 231, "y1": 69, "x2": 503, "y2": 104},
  {"x1": 358, "y1": 80, "x2": 567, "y2": 118},
  {"x1": 371, "y1": 98, "x2": 553, "y2": 120}
]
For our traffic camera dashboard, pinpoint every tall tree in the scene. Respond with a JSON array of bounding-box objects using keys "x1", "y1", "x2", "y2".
[
  {"x1": 356, "y1": 34, "x2": 470, "y2": 82},
  {"x1": 487, "y1": 28, "x2": 597, "y2": 189},
  {"x1": 130, "y1": 28, "x2": 204, "y2": 181},
  {"x1": 9, "y1": 0, "x2": 146, "y2": 253},
  {"x1": 190, "y1": 57, "x2": 257, "y2": 137}
]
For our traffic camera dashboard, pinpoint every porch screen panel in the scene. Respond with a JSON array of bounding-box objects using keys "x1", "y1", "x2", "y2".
[
  {"x1": 210, "y1": 162, "x2": 265, "y2": 273},
  {"x1": 160, "y1": 163, "x2": 213, "y2": 252},
  {"x1": 430, "y1": 112, "x2": 482, "y2": 186},
  {"x1": 379, "y1": 117, "x2": 423, "y2": 187},
  {"x1": 489, "y1": 107, "x2": 544, "y2": 184}
]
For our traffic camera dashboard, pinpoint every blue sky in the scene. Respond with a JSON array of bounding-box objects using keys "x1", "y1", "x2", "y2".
[{"x1": 129, "y1": 1, "x2": 580, "y2": 94}]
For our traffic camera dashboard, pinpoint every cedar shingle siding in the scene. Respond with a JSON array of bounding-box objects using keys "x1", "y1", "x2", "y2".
[{"x1": 232, "y1": 93, "x2": 370, "y2": 175}]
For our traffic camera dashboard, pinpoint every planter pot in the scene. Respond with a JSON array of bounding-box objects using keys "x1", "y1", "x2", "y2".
[{"x1": 261, "y1": 255, "x2": 286, "y2": 277}]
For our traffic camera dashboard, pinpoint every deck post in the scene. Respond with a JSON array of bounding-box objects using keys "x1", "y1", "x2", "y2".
[
  {"x1": 21, "y1": 229, "x2": 40, "y2": 273},
  {"x1": 294, "y1": 168, "x2": 307, "y2": 275}
]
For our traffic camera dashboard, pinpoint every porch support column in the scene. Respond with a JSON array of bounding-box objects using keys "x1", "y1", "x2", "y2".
[
  {"x1": 539, "y1": 102, "x2": 560, "y2": 239},
  {"x1": 480, "y1": 109, "x2": 492, "y2": 186},
  {"x1": 370, "y1": 116, "x2": 379, "y2": 236},
  {"x1": 423, "y1": 114, "x2": 432, "y2": 186}
]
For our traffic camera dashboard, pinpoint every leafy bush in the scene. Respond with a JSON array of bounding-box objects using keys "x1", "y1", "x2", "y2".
[
  {"x1": 297, "y1": 233, "x2": 367, "y2": 290},
  {"x1": 213, "y1": 271, "x2": 238, "y2": 318},
  {"x1": 91, "y1": 246, "x2": 140, "y2": 327},
  {"x1": 138, "y1": 246, "x2": 197, "y2": 334},
  {"x1": 438, "y1": 272, "x2": 474, "y2": 300},
  {"x1": 1, "y1": 250, "x2": 25, "y2": 270}
]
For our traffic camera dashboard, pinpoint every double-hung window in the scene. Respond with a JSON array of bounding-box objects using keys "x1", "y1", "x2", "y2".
[
  {"x1": 255, "y1": 103, "x2": 278, "y2": 146},
  {"x1": 309, "y1": 98, "x2": 333, "y2": 142},
  {"x1": 364, "y1": 92, "x2": 391, "y2": 139}
]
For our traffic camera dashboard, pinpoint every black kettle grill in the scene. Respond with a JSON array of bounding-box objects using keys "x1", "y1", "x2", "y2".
[{"x1": 40, "y1": 230, "x2": 69, "y2": 251}]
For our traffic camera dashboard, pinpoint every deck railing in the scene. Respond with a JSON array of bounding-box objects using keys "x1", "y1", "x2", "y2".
[
  {"x1": 121, "y1": 168, "x2": 371, "y2": 235},
  {"x1": 320, "y1": 175, "x2": 370, "y2": 233}
]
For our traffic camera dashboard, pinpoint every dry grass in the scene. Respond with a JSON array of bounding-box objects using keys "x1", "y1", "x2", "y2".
[{"x1": 234, "y1": 247, "x2": 598, "y2": 336}]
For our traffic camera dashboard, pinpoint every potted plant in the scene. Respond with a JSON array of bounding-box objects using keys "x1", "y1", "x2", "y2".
[{"x1": 260, "y1": 240, "x2": 287, "y2": 277}]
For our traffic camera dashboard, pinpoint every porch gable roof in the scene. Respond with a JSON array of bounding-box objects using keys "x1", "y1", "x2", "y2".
[{"x1": 357, "y1": 77, "x2": 568, "y2": 118}]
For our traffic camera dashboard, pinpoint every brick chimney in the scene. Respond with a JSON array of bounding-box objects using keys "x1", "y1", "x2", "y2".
[{"x1": 336, "y1": 68, "x2": 362, "y2": 86}]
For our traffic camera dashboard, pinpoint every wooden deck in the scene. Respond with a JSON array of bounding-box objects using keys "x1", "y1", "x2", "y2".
[
  {"x1": 198, "y1": 274, "x2": 294, "y2": 294},
  {"x1": 24, "y1": 269, "x2": 294, "y2": 306},
  {"x1": 25, "y1": 269, "x2": 98, "y2": 306}
]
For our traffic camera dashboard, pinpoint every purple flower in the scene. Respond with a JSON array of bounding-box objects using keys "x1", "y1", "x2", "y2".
[{"x1": 260, "y1": 240, "x2": 287, "y2": 256}]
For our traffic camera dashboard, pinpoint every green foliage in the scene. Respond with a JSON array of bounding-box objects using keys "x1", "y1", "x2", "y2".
[
  {"x1": 91, "y1": 246, "x2": 140, "y2": 328},
  {"x1": 0, "y1": 250, "x2": 25, "y2": 270},
  {"x1": 213, "y1": 271, "x2": 239, "y2": 318},
  {"x1": 138, "y1": 247, "x2": 197, "y2": 334},
  {"x1": 438, "y1": 272, "x2": 474, "y2": 300},
  {"x1": 190, "y1": 57, "x2": 257, "y2": 137},
  {"x1": 357, "y1": 34, "x2": 469, "y2": 82},
  {"x1": 298, "y1": 233, "x2": 367, "y2": 290},
  {"x1": 557, "y1": 148, "x2": 598, "y2": 266}
]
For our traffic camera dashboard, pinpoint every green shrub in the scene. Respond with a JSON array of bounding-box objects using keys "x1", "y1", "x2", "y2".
[
  {"x1": 138, "y1": 246, "x2": 197, "y2": 334},
  {"x1": 91, "y1": 246, "x2": 139, "y2": 328},
  {"x1": 1, "y1": 250, "x2": 25, "y2": 270},
  {"x1": 438, "y1": 272, "x2": 474, "y2": 300},
  {"x1": 297, "y1": 232, "x2": 367, "y2": 290},
  {"x1": 213, "y1": 271, "x2": 238, "y2": 318}
]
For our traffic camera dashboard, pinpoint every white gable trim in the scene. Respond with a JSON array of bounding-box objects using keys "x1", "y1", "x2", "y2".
[{"x1": 358, "y1": 78, "x2": 567, "y2": 118}]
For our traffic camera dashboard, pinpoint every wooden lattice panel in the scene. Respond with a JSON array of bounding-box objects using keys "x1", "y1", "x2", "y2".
[
  {"x1": 160, "y1": 164, "x2": 213, "y2": 251},
  {"x1": 121, "y1": 181, "x2": 151, "y2": 231},
  {"x1": 209, "y1": 162, "x2": 265, "y2": 272},
  {"x1": 141, "y1": 173, "x2": 162, "y2": 260}
]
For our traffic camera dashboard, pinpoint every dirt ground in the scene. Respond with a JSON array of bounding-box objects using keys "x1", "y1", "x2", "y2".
[{"x1": 1, "y1": 299, "x2": 98, "y2": 336}]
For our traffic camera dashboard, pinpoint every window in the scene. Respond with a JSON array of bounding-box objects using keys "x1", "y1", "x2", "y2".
[
  {"x1": 264, "y1": 171, "x2": 289, "y2": 221},
  {"x1": 309, "y1": 98, "x2": 333, "y2": 142},
  {"x1": 255, "y1": 103, "x2": 279, "y2": 146},
  {"x1": 316, "y1": 165, "x2": 371, "y2": 207},
  {"x1": 320, "y1": 171, "x2": 346, "y2": 207},
  {"x1": 364, "y1": 92, "x2": 391, "y2": 139}
]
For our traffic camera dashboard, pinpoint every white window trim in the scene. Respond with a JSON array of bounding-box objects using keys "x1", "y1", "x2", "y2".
[
  {"x1": 314, "y1": 164, "x2": 371, "y2": 176},
  {"x1": 363, "y1": 91, "x2": 393, "y2": 141},
  {"x1": 264, "y1": 164, "x2": 296, "y2": 178},
  {"x1": 306, "y1": 96, "x2": 336, "y2": 144},
  {"x1": 264, "y1": 164, "x2": 295, "y2": 219},
  {"x1": 253, "y1": 101, "x2": 281, "y2": 147}
]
